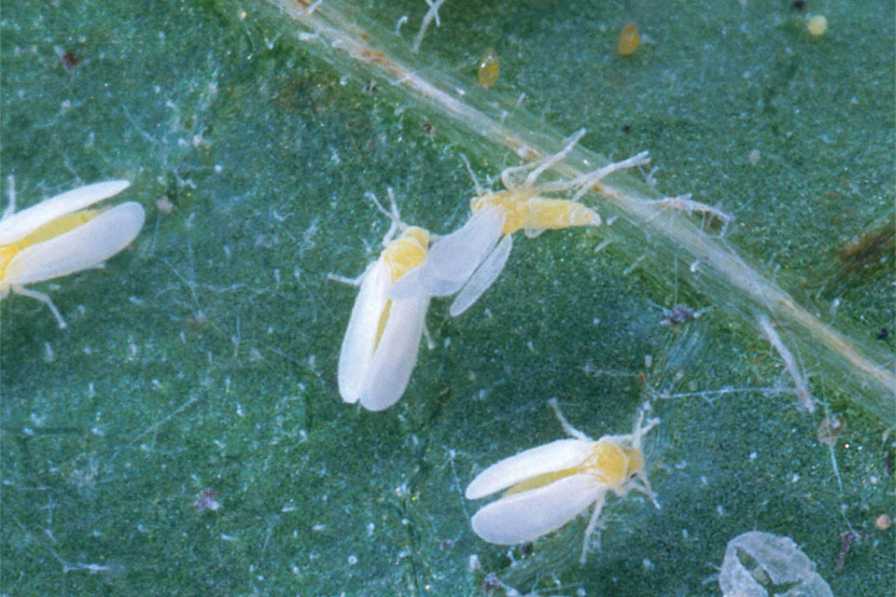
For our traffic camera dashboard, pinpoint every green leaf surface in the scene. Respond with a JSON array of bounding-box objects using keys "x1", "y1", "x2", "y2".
[{"x1": 2, "y1": 1, "x2": 893, "y2": 595}]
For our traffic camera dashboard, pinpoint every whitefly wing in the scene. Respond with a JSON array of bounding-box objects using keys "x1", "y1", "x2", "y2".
[
  {"x1": 5, "y1": 202, "x2": 145, "y2": 285},
  {"x1": 465, "y1": 438, "x2": 595, "y2": 499},
  {"x1": 419, "y1": 206, "x2": 504, "y2": 296},
  {"x1": 338, "y1": 259, "x2": 392, "y2": 404},
  {"x1": 360, "y1": 293, "x2": 430, "y2": 411},
  {"x1": 0, "y1": 180, "x2": 130, "y2": 245},
  {"x1": 449, "y1": 233, "x2": 513, "y2": 317},
  {"x1": 387, "y1": 264, "x2": 426, "y2": 300},
  {"x1": 470, "y1": 473, "x2": 603, "y2": 545}
]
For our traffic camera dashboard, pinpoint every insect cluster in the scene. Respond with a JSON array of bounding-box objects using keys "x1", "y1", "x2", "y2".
[
  {"x1": 3, "y1": 130, "x2": 658, "y2": 565},
  {"x1": 335, "y1": 130, "x2": 660, "y2": 559}
]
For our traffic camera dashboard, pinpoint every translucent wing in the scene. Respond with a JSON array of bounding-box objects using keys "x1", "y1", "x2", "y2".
[
  {"x1": 448, "y1": 233, "x2": 513, "y2": 317},
  {"x1": 338, "y1": 260, "x2": 391, "y2": 404},
  {"x1": 360, "y1": 293, "x2": 430, "y2": 411},
  {"x1": 470, "y1": 473, "x2": 604, "y2": 545},
  {"x1": 5, "y1": 202, "x2": 145, "y2": 285},
  {"x1": 387, "y1": 264, "x2": 427, "y2": 300},
  {"x1": 419, "y1": 206, "x2": 504, "y2": 296},
  {"x1": 465, "y1": 439, "x2": 595, "y2": 499},
  {"x1": 0, "y1": 180, "x2": 130, "y2": 244}
]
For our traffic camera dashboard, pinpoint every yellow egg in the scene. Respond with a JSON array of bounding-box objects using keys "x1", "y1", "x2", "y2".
[
  {"x1": 617, "y1": 22, "x2": 640, "y2": 56},
  {"x1": 807, "y1": 14, "x2": 828, "y2": 37},
  {"x1": 477, "y1": 48, "x2": 499, "y2": 89}
]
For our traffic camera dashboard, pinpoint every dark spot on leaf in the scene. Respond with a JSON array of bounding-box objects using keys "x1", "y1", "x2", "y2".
[
  {"x1": 61, "y1": 50, "x2": 80, "y2": 70},
  {"x1": 837, "y1": 222, "x2": 895, "y2": 272}
]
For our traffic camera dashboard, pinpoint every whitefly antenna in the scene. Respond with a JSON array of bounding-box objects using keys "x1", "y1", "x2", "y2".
[
  {"x1": 364, "y1": 188, "x2": 407, "y2": 246},
  {"x1": 547, "y1": 397, "x2": 591, "y2": 441}
]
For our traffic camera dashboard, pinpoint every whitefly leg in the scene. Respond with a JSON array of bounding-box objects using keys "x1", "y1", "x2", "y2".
[
  {"x1": 14, "y1": 285, "x2": 67, "y2": 329},
  {"x1": 3, "y1": 175, "x2": 15, "y2": 220},
  {"x1": 500, "y1": 129, "x2": 587, "y2": 190},
  {"x1": 629, "y1": 477, "x2": 660, "y2": 509},
  {"x1": 327, "y1": 271, "x2": 367, "y2": 287},
  {"x1": 459, "y1": 153, "x2": 486, "y2": 196},
  {"x1": 501, "y1": 129, "x2": 585, "y2": 189},
  {"x1": 548, "y1": 397, "x2": 591, "y2": 441},
  {"x1": 525, "y1": 128, "x2": 587, "y2": 187},
  {"x1": 422, "y1": 321, "x2": 436, "y2": 351},
  {"x1": 567, "y1": 151, "x2": 652, "y2": 201},
  {"x1": 385, "y1": 187, "x2": 403, "y2": 223},
  {"x1": 540, "y1": 150, "x2": 650, "y2": 196},
  {"x1": 580, "y1": 491, "x2": 607, "y2": 565}
]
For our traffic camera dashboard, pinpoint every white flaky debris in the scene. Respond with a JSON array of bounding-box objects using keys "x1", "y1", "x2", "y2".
[{"x1": 719, "y1": 531, "x2": 832, "y2": 597}]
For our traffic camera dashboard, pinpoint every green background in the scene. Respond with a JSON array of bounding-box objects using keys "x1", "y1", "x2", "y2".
[{"x1": 2, "y1": 1, "x2": 893, "y2": 594}]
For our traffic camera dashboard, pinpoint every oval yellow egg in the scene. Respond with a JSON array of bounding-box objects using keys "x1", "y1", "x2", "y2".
[
  {"x1": 807, "y1": 14, "x2": 828, "y2": 37},
  {"x1": 477, "y1": 48, "x2": 500, "y2": 89},
  {"x1": 617, "y1": 22, "x2": 640, "y2": 57}
]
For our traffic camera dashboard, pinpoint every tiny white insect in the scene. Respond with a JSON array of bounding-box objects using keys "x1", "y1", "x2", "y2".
[
  {"x1": 332, "y1": 189, "x2": 432, "y2": 411},
  {"x1": 0, "y1": 177, "x2": 145, "y2": 329},
  {"x1": 465, "y1": 398, "x2": 660, "y2": 564},
  {"x1": 395, "y1": 129, "x2": 650, "y2": 316}
]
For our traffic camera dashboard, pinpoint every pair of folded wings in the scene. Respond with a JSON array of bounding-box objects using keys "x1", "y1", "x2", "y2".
[
  {"x1": 392, "y1": 206, "x2": 513, "y2": 317},
  {"x1": 1, "y1": 181, "x2": 145, "y2": 287}
]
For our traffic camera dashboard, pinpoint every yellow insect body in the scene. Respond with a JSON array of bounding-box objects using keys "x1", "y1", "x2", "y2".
[
  {"x1": 381, "y1": 226, "x2": 430, "y2": 281},
  {"x1": 372, "y1": 227, "x2": 430, "y2": 351},
  {"x1": 471, "y1": 190, "x2": 600, "y2": 236},
  {"x1": 505, "y1": 439, "x2": 644, "y2": 498}
]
